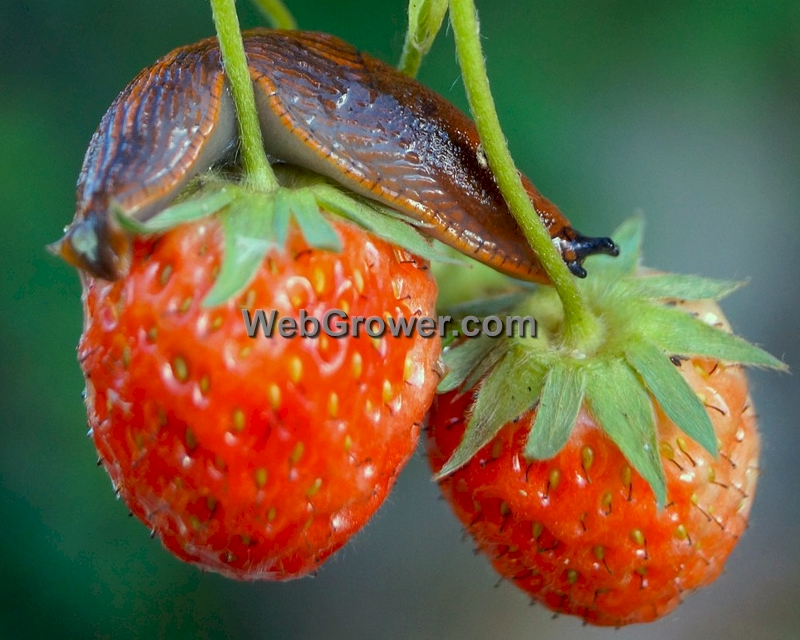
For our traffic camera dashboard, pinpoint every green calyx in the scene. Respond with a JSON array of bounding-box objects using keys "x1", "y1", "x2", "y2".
[
  {"x1": 435, "y1": 217, "x2": 786, "y2": 507},
  {"x1": 116, "y1": 168, "x2": 459, "y2": 308}
]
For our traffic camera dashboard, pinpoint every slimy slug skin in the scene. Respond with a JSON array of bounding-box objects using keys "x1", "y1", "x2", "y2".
[{"x1": 55, "y1": 29, "x2": 617, "y2": 282}]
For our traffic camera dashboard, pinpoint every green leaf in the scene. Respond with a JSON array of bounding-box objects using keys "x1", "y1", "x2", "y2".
[
  {"x1": 438, "y1": 334, "x2": 499, "y2": 393},
  {"x1": 625, "y1": 339, "x2": 717, "y2": 457},
  {"x1": 525, "y1": 362, "x2": 586, "y2": 460},
  {"x1": 288, "y1": 189, "x2": 341, "y2": 252},
  {"x1": 621, "y1": 273, "x2": 745, "y2": 301},
  {"x1": 202, "y1": 198, "x2": 275, "y2": 308},
  {"x1": 437, "y1": 345, "x2": 545, "y2": 478},
  {"x1": 636, "y1": 302, "x2": 787, "y2": 370},
  {"x1": 311, "y1": 184, "x2": 459, "y2": 264},
  {"x1": 114, "y1": 188, "x2": 236, "y2": 234},
  {"x1": 585, "y1": 358, "x2": 667, "y2": 508}
]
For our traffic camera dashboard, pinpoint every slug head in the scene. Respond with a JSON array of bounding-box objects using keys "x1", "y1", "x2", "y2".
[
  {"x1": 49, "y1": 210, "x2": 131, "y2": 281},
  {"x1": 559, "y1": 230, "x2": 619, "y2": 278}
]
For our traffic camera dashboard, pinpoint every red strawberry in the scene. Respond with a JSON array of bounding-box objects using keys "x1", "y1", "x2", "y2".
[
  {"x1": 79, "y1": 211, "x2": 440, "y2": 580},
  {"x1": 425, "y1": 220, "x2": 784, "y2": 625},
  {"x1": 428, "y1": 324, "x2": 757, "y2": 624}
]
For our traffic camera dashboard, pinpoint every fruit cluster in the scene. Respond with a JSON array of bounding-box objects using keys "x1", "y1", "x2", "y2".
[
  {"x1": 72, "y1": 202, "x2": 782, "y2": 626},
  {"x1": 58, "y1": 9, "x2": 784, "y2": 627}
]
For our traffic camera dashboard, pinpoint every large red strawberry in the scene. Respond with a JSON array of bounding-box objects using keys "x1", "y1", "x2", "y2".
[
  {"x1": 426, "y1": 220, "x2": 784, "y2": 625},
  {"x1": 78, "y1": 194, "x2": 441, "y2": 580}
]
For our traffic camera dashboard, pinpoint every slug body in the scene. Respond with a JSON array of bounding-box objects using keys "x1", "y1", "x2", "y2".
[{"x1": 57, "y1": 29, "x2": 617, "y2": 282}]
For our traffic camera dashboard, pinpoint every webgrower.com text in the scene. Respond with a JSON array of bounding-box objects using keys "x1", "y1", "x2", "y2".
[{"x1": 242, "y1": 309, "x2": 536, "y2": 340}]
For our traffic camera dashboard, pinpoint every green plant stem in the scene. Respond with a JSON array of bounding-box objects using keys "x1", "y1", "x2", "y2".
[
  {"x1": 399, "y1": 0, "x2": 423, "y2": 75},
  {"x1": 448, "y1": 0, "x2": 599, "y2": 350},
  {"x1": 399, "y1": 34, "x2": 424, "y2": 77},
  {"x1": 398, "y1": 0, "x2": 449, "y2": 76},
  {"x1": 211, "y1": 0, "x2": 278, "y2": 191},
  {"x1": 250, "y1": 0, "x2": 298, "y2": 29}
]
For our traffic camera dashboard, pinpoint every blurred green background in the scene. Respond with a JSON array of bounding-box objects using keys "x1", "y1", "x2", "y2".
[{"x1": 2, "y1": 0, "x2": 798, "y2": 638}]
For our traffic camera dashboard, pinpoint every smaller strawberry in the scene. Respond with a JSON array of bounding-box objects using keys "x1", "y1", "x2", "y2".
[
  {"x1": 75, "y1": 177, "x2": 444, "y2": 580},
  {"x1": 426, "y1": 219, "x2": 785, "y2": 625}
]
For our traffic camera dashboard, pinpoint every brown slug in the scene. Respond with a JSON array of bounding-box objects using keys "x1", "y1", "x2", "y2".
[{"x1": 54, "y1": 29, "x2": 617, "y2": 282}]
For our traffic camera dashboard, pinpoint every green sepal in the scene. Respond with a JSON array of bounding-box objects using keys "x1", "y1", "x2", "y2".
[
  {"x1": 113, "y1": 188, "x2": 236, "y2": 234},
  {"x1": 636, "y1": 302, "x2": 787, "y2": 370},
  {"x1": 437, "y1": 334, "x2": 500, "y2": 393},
  {"x1": 432, "y1": 213, "x2": 785, "y2": 508},
  {"x1": 621, "y1": 273, "x2": 745, "y2": 301},
  {"x1": 272, "y1": 188, "x2": 291, "y2": 246},
  {"x1": 585, "y1": 358, "x2": 667, "y2": 508},
  {"x1": 202, "y1": 187, "x2": 347, "y2": 308},
  {"x1": 277, "y1": 188, "x2": 341, "y2": 252},
  {"x1": 112, "y1": 163, "x2": 469, "y2": 310},
  {"x1": 525, "y1": 361, "x2": 587, "y2": 460},
  {"x1": 436, "y1": 343, "x2": 547, "y2": 478},
  {"x1": 202, "y1": 195, "x2": 275, "y2": 308},
  {"x1": 311, "y1": 184, "x2": 460, "y2": 265},
  {"x1": 459, "y1": 340, "x2": 509, "y2": 398},
  {"x1": 625, "y1": 338, "x2": 717, "y2": 457},
  {"x1": 586, "y1": 216, "x2": 643, "y2": 277}
]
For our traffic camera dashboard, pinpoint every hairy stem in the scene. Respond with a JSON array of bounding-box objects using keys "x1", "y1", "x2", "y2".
[
  {"x1": 448, "y1": 0, "x2": 598, "y2": 349},
  {"x1": 211, "y1": 0, "x2": 278, "y2": 190}
]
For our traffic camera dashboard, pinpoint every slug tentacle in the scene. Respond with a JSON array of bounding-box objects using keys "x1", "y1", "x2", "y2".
[{"x1": 59, "y1": 28, "x2": 616, "y2": 282}]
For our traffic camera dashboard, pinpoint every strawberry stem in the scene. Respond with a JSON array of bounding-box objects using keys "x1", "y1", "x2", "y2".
[
  {"x1": 210, "y1": 0, "x2": 278, "y2": 191},
  {"x1": 250, "y1": 0, "x2": 298, "y2": 29},
  {"x1": 448, "y1": 0, "x2": 599, "y2": 350}
]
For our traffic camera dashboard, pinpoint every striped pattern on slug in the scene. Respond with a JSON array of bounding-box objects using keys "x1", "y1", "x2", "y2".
[{"x1": 56, "y1": 28, "x2": 617, "y2": 282}]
